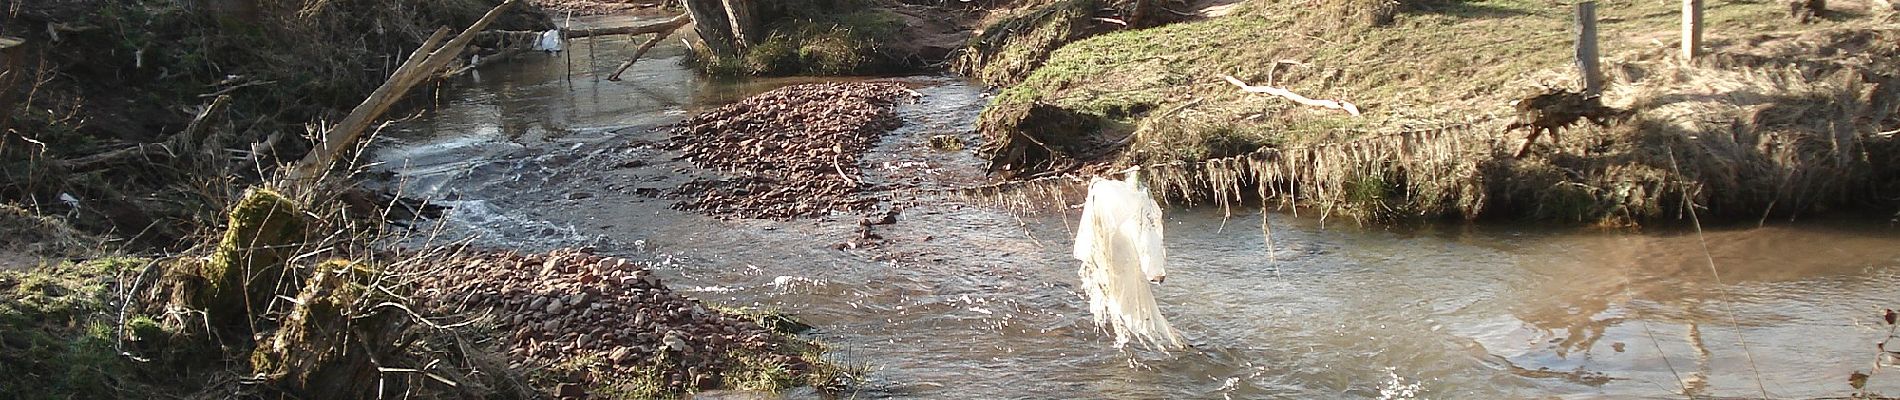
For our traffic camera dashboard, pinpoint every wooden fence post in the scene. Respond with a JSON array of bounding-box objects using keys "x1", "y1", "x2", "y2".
[
  {"x1": 1576, "y1": 1, "x2": 1602, "y2": 96},
  {"x1": 1682, "y1": 0, "x2": 1703, "y2": 60}
]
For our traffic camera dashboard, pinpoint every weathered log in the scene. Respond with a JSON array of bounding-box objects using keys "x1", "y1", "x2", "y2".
[
  {"x1": 291, "y1": 0, "x2": 518, "y2": 183},
  {"x1": 170, "y1": 94, "x2": 234, "y2": 159},
  {"x1": 1221, "y1": 75, "x2": 1361, "y2": 116},
  {"x1": 442, "y1": 48, "x2": 525, "y2": 77},
  {"x1": 56, "y1": 143, "x2": 174, "y2": 172},
  {"x1": 498, "y1": 13, "x2": 692, "y2": 38}
]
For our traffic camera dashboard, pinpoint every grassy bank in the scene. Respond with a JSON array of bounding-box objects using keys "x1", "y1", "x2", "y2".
[
  {"x1": 0, "y1": 258, "x2": 169, "y2": 399},
  {"x1": 970, "y1": 0, "x2": 1900, "y2": 223}
]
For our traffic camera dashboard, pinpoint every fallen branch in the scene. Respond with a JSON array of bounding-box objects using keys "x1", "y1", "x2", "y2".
[
  {"x1": 442, "y1": 48, "x2": 526, "y2": 78},
  {"x1": 290, "y1": 0, "x2": 520, "y2": 183},
  {"x1": 606, "y1": 14, "x2": 690, "y2": 81},
  {"x1": 169, "y1": 94, "x2": 233, "y2": 157},
  {"x1": 58, "y1": 95, "x2": 233, "y2": 172},
  {"x1": 56, "y1": 143, "x2": 173, "y2": 172},
  {"x1": 1220, "y1": 75, "x2": 1361, "y2": 117}
]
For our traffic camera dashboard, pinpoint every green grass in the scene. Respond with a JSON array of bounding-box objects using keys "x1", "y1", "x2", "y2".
[
  {"x1": 988, "y1": 0, "x2": 1804, "y2": 165},
  {"x1": 971, "y1": 0, "x2": 1897, "y2": 223},
  {"x1": 702, "y1": 7, "x2": 907, "y2": 76},
  {"x1": 0, "y1": 258, "x2": 155, "y2": 400}
]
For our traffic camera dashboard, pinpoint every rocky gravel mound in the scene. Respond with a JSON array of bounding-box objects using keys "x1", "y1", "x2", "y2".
[
  {"x1": 667, "y1": 82, "x2": 916, "y2": 219},
  {"x1": 413, "y1": 249, "x2": 832, "y2": 394}
]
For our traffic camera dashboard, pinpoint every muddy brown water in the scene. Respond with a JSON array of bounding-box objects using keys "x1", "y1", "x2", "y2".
[{"x1": 369, "y1": 15, "x2": 1900, "y2": 399}]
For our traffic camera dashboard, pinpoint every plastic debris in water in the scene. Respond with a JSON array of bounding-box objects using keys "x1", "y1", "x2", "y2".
[
  {"x1": 1073, "y1": 169, "x2": 1185, "y2": 350},
  {"x1": 535, "y1": 30, "x2": 564, "y2": 52}
]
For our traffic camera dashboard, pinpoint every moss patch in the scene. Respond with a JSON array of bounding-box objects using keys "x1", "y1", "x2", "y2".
[
  {"x1": 250, "y1": 259, "x2": 392, "y2": 400},
  {"x1": 0, "y1": 258, "x2": 169, "y2": 399},
  {"x1": 167, "y1": 187, "x2": 310, "y2": 330}
]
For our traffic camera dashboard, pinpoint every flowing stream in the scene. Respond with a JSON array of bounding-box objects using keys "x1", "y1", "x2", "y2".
[{"x1": 368, "y1": 15, "x2": 1900, "y2": 399}]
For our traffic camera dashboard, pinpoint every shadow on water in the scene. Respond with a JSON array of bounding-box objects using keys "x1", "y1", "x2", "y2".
[{"x1": 366, "y1": 14, "x2": 1900, "y2": 399}]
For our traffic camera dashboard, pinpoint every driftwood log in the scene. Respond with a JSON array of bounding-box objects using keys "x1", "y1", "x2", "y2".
[{"x1": 1507, "y1": 88, "x2": 1625, "y2": 158}]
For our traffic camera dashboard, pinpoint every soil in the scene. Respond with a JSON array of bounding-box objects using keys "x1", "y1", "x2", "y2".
[{"x1": 665, "y1": 82, "x2": 918, "y2": 220}]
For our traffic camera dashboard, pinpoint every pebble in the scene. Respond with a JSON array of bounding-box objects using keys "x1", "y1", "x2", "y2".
[
  {"x1": 666, "y1": 82, "x2": 912, "y2": 220},
  {"x1": 411, "y1": 248, "x2": 819, "y2": 396}
]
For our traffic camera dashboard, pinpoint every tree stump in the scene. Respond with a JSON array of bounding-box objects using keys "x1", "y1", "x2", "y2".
[
  {"x1": 163, "y1": 187, "x2": 310, "y2": 331},
  {"x1": 250, "y1": 260, "x2": 400, "y2": 400}
]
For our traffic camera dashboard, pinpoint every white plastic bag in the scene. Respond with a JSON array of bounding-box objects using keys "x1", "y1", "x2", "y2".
[
  {"x1": 1073, "y1": 170, "x2": 1184, "y2": 350},
  {"x1": 535, "y1": 30, "x2": 564, "y2": 52}
]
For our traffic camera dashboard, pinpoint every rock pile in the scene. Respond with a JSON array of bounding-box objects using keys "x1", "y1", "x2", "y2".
[
  {"x1": 412, "y1": 249, "x2": 820, "y2": 394},
  {"x1": 667, "y1": 82, "x2": 916, "y2": 219}
]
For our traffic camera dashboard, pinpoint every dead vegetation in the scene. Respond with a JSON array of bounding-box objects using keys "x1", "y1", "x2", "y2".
[
  {"x1": 3, "y1": 1, "x2": 867, "y2": 398},
  {"x1": 0, "y1": 0, "x2": 549, "y2": 248},
  {"x1": 2, "y1": 176, "x2": 854, "y2": 399}
]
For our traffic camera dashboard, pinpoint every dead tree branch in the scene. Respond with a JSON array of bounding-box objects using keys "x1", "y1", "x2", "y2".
[
  {"x1": 290, "y1": 0, "x2": 520, "y2": 184},
  {"x1": 1220, "y1": 75, "x2": 1362, "y2": 117}
]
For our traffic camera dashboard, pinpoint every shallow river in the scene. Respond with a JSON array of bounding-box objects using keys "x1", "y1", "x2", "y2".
[{"x1": 370, "y1": 15, "x2": 1900, "y2": 399}]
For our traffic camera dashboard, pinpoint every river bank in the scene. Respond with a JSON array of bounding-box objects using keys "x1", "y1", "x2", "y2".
[
  {"x1": 357, "y1": 32, "x2": 1900, "y2": 397},
  {"x1": 965, "y1": 0, "x2": 1900, "y2": 225},
  {"x1": 4, "y1": 0, "x2": 1900, "y2": 399},
  {"x1": 0, "y1": 4, "x2": 864, "y2": 399}
]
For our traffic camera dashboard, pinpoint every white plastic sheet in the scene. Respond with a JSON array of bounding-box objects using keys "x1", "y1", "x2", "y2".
[
  {"x1": 535, "y1": 30, "x2": 564, "y2": 52},
  {"x1": 1073, "y1": 170, "x2": 1185, "y2": 350}
]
